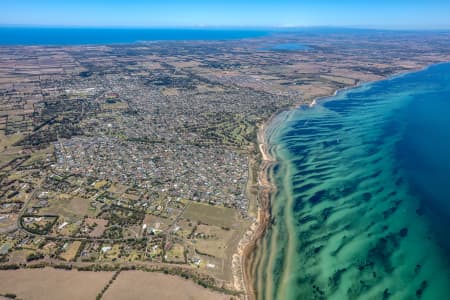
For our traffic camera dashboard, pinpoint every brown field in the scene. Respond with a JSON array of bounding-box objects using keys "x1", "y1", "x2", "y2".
[
  {"x1": 40, "y1": 193, "x2": 93, "y2": 221},
  {"x1": 183, "y1": 202, "x2": 250, "y2": 280},
  {"x1": 142, "y1": 214, "x2": 170, "y2": 232},
  {"x1": 165, "y1": 243, "x2": 185, "y2": 263},
  {"x1": 198, "y1": 221, "x2": 250, "y2": 282},
  {"x1": 0, "y1": 214, "x2": 17, "y2": 232},
  {"x1": 0, "y1": 132, "x2": 23, "y2": 150},
  {"x1": 0, "y1": 268, "x2": 113, "y2": 300},
  {"x1": 60, "y1": 241, "x2": 82, "y2": 261},
  {"x1": 108, "y1": 183, "x2": 128, "y2": 194},
  {"x1": 194, "y1": 224, "x2": 233, "y2": 258},
  {"x1": 319, "y1": 75, "x2": 356, "y2": 85},
  {"x1": 183, "y1": 202, "x2": 238, "y2": 228},
  {"x1": 85, "y1": 218, "x2": 109, "y2": 237},
  {"x1": 7, "y1": 249, "x2": 30, "y2": 264},
  {"x1": 103, "y1": 271, "x2": 230, "y2": 300}
]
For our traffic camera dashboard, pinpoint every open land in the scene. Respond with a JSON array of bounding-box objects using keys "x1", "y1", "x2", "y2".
[
  {"x1": 103, "y1": 271, "x2": 229, "y2": 300},
  {"x1": 0, "y1": 268, "x2": 113, "y2": 299},
  {"x1": 1, "y1": 30, "x2": 450, "y2": 299},
  {"x1": 0, "y1": 268, "x2": 229, "y2": 300}
]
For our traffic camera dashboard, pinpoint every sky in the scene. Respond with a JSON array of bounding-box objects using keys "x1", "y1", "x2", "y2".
[{"x1": 2, "y1": 0, "x2": 450, "y2": 29}]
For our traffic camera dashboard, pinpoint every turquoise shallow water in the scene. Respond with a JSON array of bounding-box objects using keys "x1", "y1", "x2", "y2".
[{"x1": 254, "y1": 63, "x2": 450, "y2": 300}]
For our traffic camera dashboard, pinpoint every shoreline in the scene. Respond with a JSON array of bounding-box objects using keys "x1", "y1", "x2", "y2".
[
  {"x1": 235, "y1": 111, "x2": 285, "y2": 300},
  {"x1": 309, "y1": 63, "x2": 443, "y2": 108}
]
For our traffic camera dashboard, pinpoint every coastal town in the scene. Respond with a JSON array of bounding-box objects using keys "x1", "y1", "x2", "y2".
[{"x1": 1, "y1": 30, "x2": 450, "y2": 299}]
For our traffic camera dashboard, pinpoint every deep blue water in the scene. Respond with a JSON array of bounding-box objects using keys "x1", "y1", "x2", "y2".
[
  {"x1": 0, "y1": 27, "x2": 269, "y2": 45},
  {"x1": 397, "y1": 76, "x2": 450, "y2": 248},
  {"x1": 255, "y1": 62, "x2": 450, "y2": 299}
]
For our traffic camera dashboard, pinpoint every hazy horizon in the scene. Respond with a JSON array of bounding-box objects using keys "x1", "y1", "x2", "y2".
[{"x1": 1, "y1": 25, "x2": 450, "y2": 32}]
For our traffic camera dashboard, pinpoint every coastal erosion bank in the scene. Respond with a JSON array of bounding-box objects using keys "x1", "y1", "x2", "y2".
[
  {"x1": 237, "y1": 111, "x2": 288, "y2": 300},
  {"x1": 231, "y1": 120, "x2": 274, "y2": 298}
]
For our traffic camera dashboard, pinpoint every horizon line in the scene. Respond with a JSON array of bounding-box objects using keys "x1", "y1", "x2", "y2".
[{"x1": 1, "y1": 24, "x2": 450, "y2": 32}]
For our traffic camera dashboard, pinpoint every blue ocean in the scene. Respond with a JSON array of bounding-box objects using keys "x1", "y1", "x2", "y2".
[
  {"x1": 254, "y1": 63, "x2": 450, "y2": 299},
  {"x1": 0, "y1": 27, "x2": 268, "y2": 45}
]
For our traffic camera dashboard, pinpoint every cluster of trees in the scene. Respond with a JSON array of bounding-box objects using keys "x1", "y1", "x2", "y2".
[
  {"x1": 26, "y1": 252, "x2": 44, "y2": 262},
  {"x1": 0, "y1": 264, "x2": 20, "y2": 270},
  {"x1": 53, "y1": 264, "x2": 72, "y2": 270},
  {"x1": 0, "y1": 254, "x2": 8, "y2": 263},
  {"x1": 20, "y1": 215, "x2": 58, "y2": 235}
]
